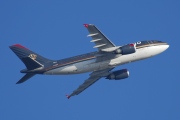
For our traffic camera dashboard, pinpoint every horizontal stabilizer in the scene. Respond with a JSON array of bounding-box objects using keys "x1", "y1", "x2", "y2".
[{"x1": 16, "y1": 73, "x2": 35, "y2": 84}]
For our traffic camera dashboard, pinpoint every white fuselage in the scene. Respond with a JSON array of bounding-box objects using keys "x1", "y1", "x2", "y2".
[{"x1": 44, "y1": 44, "x2": 169, "y2": 75}]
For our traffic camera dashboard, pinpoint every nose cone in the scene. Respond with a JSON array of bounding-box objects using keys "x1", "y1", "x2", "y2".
[
  {"x1": 157, "y1": 42, "x2": 169, "y2": 54},
  {"x1": 162, "y1": 43, "x2": 169, "y2": 51},
  {"x1": 150, "y1": 42, "x2": 169, "y2": 56}
]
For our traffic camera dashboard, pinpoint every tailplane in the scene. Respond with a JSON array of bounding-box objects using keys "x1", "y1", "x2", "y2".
[{"x1": 16, "y1": 73, "x2": 35, "y2": 84}]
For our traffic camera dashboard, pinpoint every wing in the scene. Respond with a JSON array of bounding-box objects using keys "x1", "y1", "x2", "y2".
[
  {"x1": 66, "y1": 75, "x2": 101, "y2": 99},
  {"x1": 66, "y1": 68, "x2": 114, "y2": 99},
  {"x1": 84, "y1": 24, "x2": 116, "y2": 51}
]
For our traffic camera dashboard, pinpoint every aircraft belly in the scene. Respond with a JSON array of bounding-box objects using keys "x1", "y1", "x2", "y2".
[
  {"x1": 44, "y1": 59, "x2": 98, "y2": 75},
  {"x1": 44, "y1": 65, "x2": 78, "y2": 75},
  {"x1": 83, "y1": 61, "x2": 110, "y2": 71}
]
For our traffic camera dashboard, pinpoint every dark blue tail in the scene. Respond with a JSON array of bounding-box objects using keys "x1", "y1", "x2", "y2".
[
  {"x1": 9, "y1": 44, "x2": 52, "y2": 70},
  {"x1": 9, "y1": 44, "x2": 54, "y2": 84}
]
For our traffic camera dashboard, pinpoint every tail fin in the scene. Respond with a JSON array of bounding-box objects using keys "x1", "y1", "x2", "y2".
[
  {"x1": 9, "y1": 44, "x2": 52, "y2": 70},
  {"x1": 10, "y1": 44, "x2": 53, "y2": 84}
]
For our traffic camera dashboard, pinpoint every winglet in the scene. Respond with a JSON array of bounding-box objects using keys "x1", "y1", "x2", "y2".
[
  {"x1": 83, "y1": 24, "x2": 89, "y2": 28},
  {"x1": 66, "y1": 95, "x2": 71, "y2": 99}
]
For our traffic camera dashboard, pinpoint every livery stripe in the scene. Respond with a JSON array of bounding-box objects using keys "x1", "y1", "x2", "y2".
[
  {"x1": 136, "y1": 43, "x2": 167, "y2": 49},
  {"x1": 45, "y1": 56, "x2": 96, "y2": 71}
]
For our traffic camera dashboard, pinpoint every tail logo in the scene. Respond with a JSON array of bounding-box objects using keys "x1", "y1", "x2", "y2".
[{"x1": 29, "y1": 54, "x2": 37, "y2": 60}]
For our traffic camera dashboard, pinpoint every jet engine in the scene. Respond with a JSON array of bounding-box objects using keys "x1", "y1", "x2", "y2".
[
  {"x1": 106, "y1": 69, "x2": 129, "y2": 80},
  {"x1": 115, "y1": 44, "x2": 136, "y2": 55}
]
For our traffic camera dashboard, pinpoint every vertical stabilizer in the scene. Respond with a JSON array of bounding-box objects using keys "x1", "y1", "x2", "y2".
[
  {"x1": 9, "y1": 44, "x2": 54, "y2": 84},
  {"x1": 9, "y1": 44, "x2": 53, "y2": 70}
]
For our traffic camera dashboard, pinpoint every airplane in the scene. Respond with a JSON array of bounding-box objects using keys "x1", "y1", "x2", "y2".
[{"x1": 9, "y1": 24, "x2": 169, "y2": 99}]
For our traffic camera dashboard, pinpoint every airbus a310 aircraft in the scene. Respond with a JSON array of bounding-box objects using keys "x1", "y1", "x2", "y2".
[{"x1": 10, "y1": 24, "x2": 169, "y2": 99}]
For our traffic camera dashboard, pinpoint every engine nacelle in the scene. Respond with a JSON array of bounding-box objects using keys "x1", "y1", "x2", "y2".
[
  {"x1": 115, "y1": 44, "x2": 136, "y2": 55},
  {"x1": 106, "y1": 69, "x2": 129, "y2": 80}
]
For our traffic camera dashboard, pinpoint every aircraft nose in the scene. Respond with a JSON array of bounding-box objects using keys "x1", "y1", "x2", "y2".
[
  {"x1": 151, "y1": 42, "x2": 169, "y2": 56},
  {"x1": 163, "y1": 42, "x2": 169, "y2": 51},
  {"x1": 160, "y1": 42, "x2": 169, "y2": 53}
]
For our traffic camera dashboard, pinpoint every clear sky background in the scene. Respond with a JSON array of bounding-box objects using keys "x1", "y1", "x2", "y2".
[{"x1": 1, "y1": 0, "x2": 180, "y2": 120}]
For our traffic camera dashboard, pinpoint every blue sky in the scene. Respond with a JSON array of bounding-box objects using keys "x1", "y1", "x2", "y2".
[{"x1": 1, "y1": 0, "x2": 180, "y2": 120}]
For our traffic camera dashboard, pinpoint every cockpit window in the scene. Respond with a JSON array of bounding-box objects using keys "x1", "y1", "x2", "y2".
[
  {"x1": 135, "y1": 40, "x2": 164, "y2": 48},
  {"x1": 135, "y1": 41, "x2": 149, "y2": 47},
  {"x1": 151, "y1": 40, "x2": 162, "y2": 43}
]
